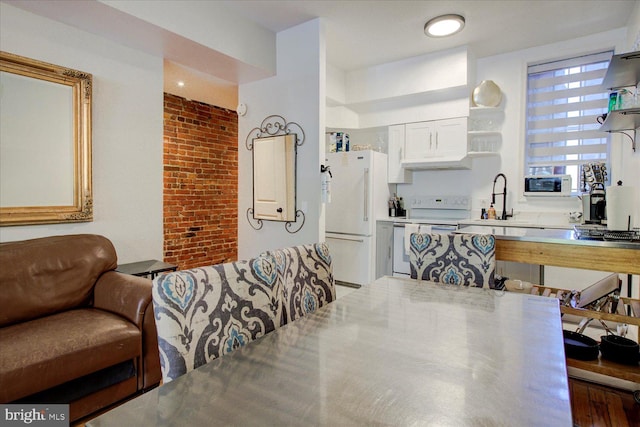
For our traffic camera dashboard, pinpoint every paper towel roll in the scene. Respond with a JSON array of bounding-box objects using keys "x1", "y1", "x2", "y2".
[{"x1": 606, "y1": 184, "x2": 636, "y2": 230}]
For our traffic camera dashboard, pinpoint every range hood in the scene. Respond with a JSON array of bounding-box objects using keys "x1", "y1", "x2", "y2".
[{"x1": 401, "y1": 156, "x2": 472, "y2": 170}]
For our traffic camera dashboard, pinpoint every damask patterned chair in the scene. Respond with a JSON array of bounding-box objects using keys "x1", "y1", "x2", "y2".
[
  {"x1": 152, "y1": 243, "x2": 335, "y2": 383},
  {"x1": 266, "y1": 243, "x2": 335, "y2": 324},
  {"x1": 409, "y1": 233, "x2": 496, "y2": 288},
  {"x1": 152, "y1": 253, "x2": 282, "y2": 382}
]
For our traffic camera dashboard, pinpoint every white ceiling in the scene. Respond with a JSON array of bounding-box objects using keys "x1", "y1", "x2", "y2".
[
  {"x1": 220, "y1": 0, "x2": 638, "y2": 71},
  {"x1": 5, "y1": 0, "x2": 637, "y2": 108}
]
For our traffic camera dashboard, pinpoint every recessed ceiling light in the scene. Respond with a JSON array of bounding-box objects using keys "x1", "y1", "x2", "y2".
[
  {"x1": 177, "y1": 81, "x2": 185, "y2": 87},
  {"x1": 424, "y1": 14, "x2": 465, "y2": 38}
]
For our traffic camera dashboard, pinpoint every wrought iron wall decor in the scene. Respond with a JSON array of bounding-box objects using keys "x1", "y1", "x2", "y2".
[
  {"x1": 245, "y1": 115, "x2": 305, "y2": 150},
  {"x1": 246, "y1": 115, "x2": 305, "y2": 234}
]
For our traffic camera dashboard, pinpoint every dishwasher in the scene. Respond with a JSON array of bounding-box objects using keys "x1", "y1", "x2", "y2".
[{"x1": 392, "y1": 195, "x2": 471, "y2": 278}]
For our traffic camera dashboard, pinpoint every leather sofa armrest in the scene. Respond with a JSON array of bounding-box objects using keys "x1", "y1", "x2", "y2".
[
  {"x1": 94, "y1": 271, "x2": 161, "y2": 390},
  {"x1": 94, "y1": 271, "x2": 151, "y2": 328},
  {"x1": 141, "y1": 303, "x2": 162, "y2": 389}
]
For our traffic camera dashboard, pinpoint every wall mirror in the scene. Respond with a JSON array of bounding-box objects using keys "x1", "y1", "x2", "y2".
[
  {"x1": 252, "y1": 134, "x2": 296, "y2": 222},
  {"x1": 0, "y1": 51, "x2": 92, "y2": 226}
]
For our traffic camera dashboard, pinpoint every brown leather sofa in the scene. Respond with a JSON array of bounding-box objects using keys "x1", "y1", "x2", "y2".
[{"x1": 0, "y1": 234, "x2": 161, "y2": 422}]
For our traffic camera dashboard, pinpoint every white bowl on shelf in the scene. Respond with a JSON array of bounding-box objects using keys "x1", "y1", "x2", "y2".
[{"x1": 472, "y1": 80, "x2": 502, "y2": 107}]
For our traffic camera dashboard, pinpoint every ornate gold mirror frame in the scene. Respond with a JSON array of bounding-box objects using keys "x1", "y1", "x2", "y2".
[{"x1": 0, "y1": 51, "x2": 92, "y2": 226}]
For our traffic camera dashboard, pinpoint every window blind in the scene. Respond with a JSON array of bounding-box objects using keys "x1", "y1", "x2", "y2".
[{"x1": 525, "y1": 50, "x2": 613, "y2": 192}]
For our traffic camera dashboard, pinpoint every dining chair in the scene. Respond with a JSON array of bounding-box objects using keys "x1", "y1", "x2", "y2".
[
  {"x1": 152, "y1": 253, "x2": 282, "y2": 382},
  {"x1": 152, "y1": 242, "x2": 335, "y2": 383},
  {"x1": 265, "y1": 242, "x2": 336, "y2": 324},
  {"x1": 409, "y1": 233, "x2": 496, "y2": 288}
]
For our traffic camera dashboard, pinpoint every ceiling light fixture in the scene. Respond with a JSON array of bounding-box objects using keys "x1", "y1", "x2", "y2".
[{"x1": 424, "y1": 14, "x2": 465, "y2": 38}]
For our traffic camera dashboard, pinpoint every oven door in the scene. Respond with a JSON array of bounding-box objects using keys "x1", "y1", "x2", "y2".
[{"x1": 392, "y1": 223, "x2": 458, "y2": 278}]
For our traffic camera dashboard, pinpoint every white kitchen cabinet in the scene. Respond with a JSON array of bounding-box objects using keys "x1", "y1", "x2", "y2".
[
  {"x1": 388, "y1": 117, "x2": 470, "y2": 171},
  {"x1": 404, "y1": 121, "x2": 433, "y2": 159},
  {"x1": 387, "y1": 125, "x2": 412, "y2": 183},
  {"x1": 405, "y1": 117, "x2": 467, "y2": 160}
]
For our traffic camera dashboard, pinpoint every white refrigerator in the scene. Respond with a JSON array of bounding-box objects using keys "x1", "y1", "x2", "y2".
[{"x1": 325, "y1": 150, "x2": 389, "y2": 286}]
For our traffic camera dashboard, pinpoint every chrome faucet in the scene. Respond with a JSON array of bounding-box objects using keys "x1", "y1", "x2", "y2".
[{"x1": 492, "y1": 173, "x2": 513, "y2": 220}]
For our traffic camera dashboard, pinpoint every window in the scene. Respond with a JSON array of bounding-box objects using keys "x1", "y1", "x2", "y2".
[{"x1": 525, "y1": 50, "x2": 613, "y2": 193}]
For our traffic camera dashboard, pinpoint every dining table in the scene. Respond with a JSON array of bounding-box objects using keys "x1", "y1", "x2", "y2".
[{"x1": 87, "y1": 276, "x2": 572, "y2": 426}]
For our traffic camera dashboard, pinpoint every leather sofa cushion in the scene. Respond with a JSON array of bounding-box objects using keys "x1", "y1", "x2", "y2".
[
  {"x1": 0, "y1": 234, "x2": 118, "y2": 327},
  {"x1": 0, "y1": 308, "x2": 140, "y2": 403}
]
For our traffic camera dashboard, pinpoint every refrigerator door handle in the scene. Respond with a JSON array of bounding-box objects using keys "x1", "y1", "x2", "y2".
[{"x1": 363, "y1": 167, "x2": 369, "y2": 222}]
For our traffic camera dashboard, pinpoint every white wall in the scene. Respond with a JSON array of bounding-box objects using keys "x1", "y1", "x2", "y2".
[
  {"x1": 0, "y1": 3, "x2": 164, "y2": 263},
  {"x1": 327, "y1": 47, "x2": 472, "y2": 129},
  {"x1": 237, "y1": 19, "x2": 325, "y2": 259},
  {"x1": 626, "y1": 1, "x2": 640, "y2": 51}
]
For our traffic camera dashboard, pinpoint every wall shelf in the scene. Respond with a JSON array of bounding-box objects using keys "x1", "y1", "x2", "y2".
[
  {"x1": 469, "y1": 106, "x2": 501, "y2": 112},
  {"x1": 467, "y1": 151, "x2": 499, "y2": 158},
  {"x1": 599, "y1": 108, "x2": 640, "y2": 132},
  {"x1": 599, "y1": 51, "x2": 639, "y2": 152},
  {"x1": 468, "y1": 130, "x2": 501, "y2": 136},
  {"x1": 468, "y1": 107, "x2": 502, "y2": 155},
  {"x1": 601, "y1": 51, "x2": 640, "y2": 90}
]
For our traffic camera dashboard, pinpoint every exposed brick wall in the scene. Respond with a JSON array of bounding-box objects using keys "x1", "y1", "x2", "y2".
[{"x1": 163, "y1": 93, "x2": 238, "y2": 270}]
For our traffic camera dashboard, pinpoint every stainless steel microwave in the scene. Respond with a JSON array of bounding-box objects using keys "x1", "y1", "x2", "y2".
[{"x1": 524, "y1": 175, "x2": 571, "y2": 196}]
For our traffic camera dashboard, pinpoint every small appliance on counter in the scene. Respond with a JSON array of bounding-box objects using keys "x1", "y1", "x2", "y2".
[
  {"x1": 523, "y1": 174, "x2": 571, "y2": 197},
  {"x1": 580, "y1": 162, "x2": 607, "y2": 224},
  {"x1": 582, "y1": 182, "x2": 607, "y2": 224}
]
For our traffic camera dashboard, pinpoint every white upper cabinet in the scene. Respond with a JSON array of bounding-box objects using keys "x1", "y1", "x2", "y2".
[
  {"x1": 405, "y1": 121, "x2": 434, "y2": 159},
  {"x1": 436, "y1": 118, "x2": 468, "y2": 157},
  {"x1": 401, "y1": 117, "x2": 469, "y2": 168},
  {"x1": 405, "y1": 118, "x2": 467, "y2": 160}
]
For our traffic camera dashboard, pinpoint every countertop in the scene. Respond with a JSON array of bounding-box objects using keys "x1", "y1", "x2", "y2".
[
  {"x1": 380, "y1": 217, "x2": 574, "y2": 229},
  {"x1": 456, "y1": 225, "x2": 640, "y2": 250},
  {"x1": 458, "y1": 219, "x2": 572, "y2": 230}
]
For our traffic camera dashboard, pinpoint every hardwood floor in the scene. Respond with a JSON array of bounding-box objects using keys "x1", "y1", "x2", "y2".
[{"x1": 569, "y1": 378, "x2": 640, "y2": 427}]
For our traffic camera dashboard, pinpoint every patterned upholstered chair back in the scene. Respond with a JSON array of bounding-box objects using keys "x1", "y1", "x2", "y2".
[
  {"x1": 266, "y1": 242, "x2": 336, "y2": 324},
  {"x1": 152, "y1": 242, "x2": 335, "y2": 383},
  {"x1": 409, "y1": 233, "x2": 496, "y2": 288}
]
